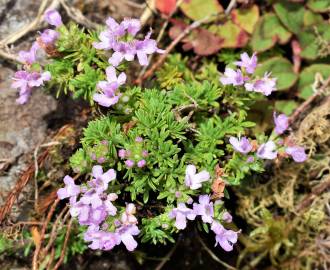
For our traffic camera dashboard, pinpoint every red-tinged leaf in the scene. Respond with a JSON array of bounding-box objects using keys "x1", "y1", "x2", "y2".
[
  {"x1": 209, "y1": 21, "x2": 249, "y2": 48},
  {"x1": 231, "y1": 5, "x2": 259, "y2": 34},
  {"x1": 169, "y1": 19, "x2": 223, "y2": 55},
  {"x1": 156, "y1": 0, "x2": 177, "y2": 15},
  {"x1": 180, "y1": 0, "x2": 223, "y2": 21}
]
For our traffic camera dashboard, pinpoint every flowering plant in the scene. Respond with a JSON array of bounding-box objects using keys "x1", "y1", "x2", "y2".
[{"x1": 11, "y1": 10, "x2": 307, "y2": 254}]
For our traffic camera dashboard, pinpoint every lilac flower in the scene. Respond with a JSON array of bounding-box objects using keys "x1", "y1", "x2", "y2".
[
  {"x1": 137, "y1": 159, "x2": 146, "y2": 168},
  {"x1": 88, "y1": 205, "x2": 108, "y2": 225},
  {"x1": 257, "y1": 141, "x2": 278, "y2": 160},
  {"x1": 211, "y1": 221, "x2": 238, "y2": 252},
  {"x1": 222, "y1": 212, "x2": 232, "y2": 223},
  {"x1": 84, "y1": 225, "x2": 121, "y2": 250},
  {"x1": 18, "y1": 42, "x2": 40, "y2": 64},
  {"x1": 40, "y1": 29, "x2": 59, "y2": 45},
  {"x1": 185, "y1": 164, "x2": 210, "y2": 190},
  {"x1": 44, "y1": 9, "x2": 63, "y2": 27},
  {"x1": 80, "y1": 189, "x2": 103, "y2": 209},
  {"x1": 57, "y1": 175, "x2": 81, "y2": 199},
  {"x1": 12, "y1": 70, "x2": 51, "y2": 104},
  {"x1": 220, "y1": 68, "x2": 246, "y2": 86},
  {"x1": 285, "y1": 146, "x2": 307, "y2": 163},
  {"x1": 93, "y1": 30, "x2": 115, "y2": 50},
  {"x1": 89, "y1": 165, "x2": 116, "y2": 192},
  {"x1": 108, "y1": 42, "x2": 136, "y2": 66},
  {"x1": 125, "y1": 160, "x2": 135, "y2": 168},
  {"x1": 93, "y1": 66, "x2": 126, "y2": 107},
  {"x1": 169, "y1": 203, "x2": 196, "y2": 230},
  {"x1": 134, "y1": 32, "x2": 165, "y2": 66},
  {"x1": 193, "y1": 195, "x2": 214, "y2": 224},
  {"x1": 116, "y1": 224, "x2": 140, "y2": 251},
  {"x1": 245, "y1": 73, "x2": 276, "y2": 96},
  {"x1": 121, "y1": 18, "x2": 141, "y2": 36},
  {"x1": 234, "y1": 52, "x2": 258, "y2": 74},
  {"x1": 229, "y1": 136, "x2": 252, "y2": 154},
  {"x1": 273, "y1": 112, "x2": 289, "y2": 135}
]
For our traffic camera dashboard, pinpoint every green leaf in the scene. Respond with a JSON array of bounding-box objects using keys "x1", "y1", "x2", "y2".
[
  {"x1": 307, "y1": 0, "x2": 330, "y2": 13},
  {"x1": 275, "y1": 100, "x2": 299, "y2": 115},
  {"x1": 251, "y1": 13, "x2": 292, "y2": 52},
  {"x1": 254, "y1": 57, "x2": 298, "y2": 91},
  {"x1": 180, "y1": 0, "x2": 223, "y2": 21},
  {"x1": 231, "y1": 5, "x2": 259, "y2": 34},
  {"x1": 298, "y1": 23, "x2": 330, "y2": 60},
  {"x1": 303, "y1": 9, "x2": 323, "y2": 27},
  {"x1": 298, "y1": 64, "x2": 330, "y2": 99},
  {"x1": 274, "y1": 1, "x2": 305, "y2": 34},
  {"x1": 209, "y1": 21, "x2": 249, "y2": 48}
]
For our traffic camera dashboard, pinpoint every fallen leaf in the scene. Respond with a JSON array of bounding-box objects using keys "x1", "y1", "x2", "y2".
[
  {"x1": 31, "y1": 226, "x2": 41, "y2": 247},
  {"x1": 180, "y1": 0, "x2": 223, "y2": 21},
  {"x1": 156, "y1": 0, "x2": 177, "y2": 15},
  {"x1": 169, "y1": 19, "x2": 223, "y2": 55},
  {"x1": 231, "y1": 5, "x2": 259, "y2": 34}
]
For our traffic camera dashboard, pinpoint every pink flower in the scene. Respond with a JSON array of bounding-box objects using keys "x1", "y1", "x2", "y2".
[
  {"x1": 44, "y1": 9, "x2": 63, "y2": 27},
  {"x1": 211, "y1": 221, "x2": 238, "y2": 252},
  {"x1": 257, "y1": 141, "x2": 277, "y2": 160},
  {"x1": 220, "y1": 68, "x2": 247, "y2": 86},
  {"x1": 137, "y1": 159, "x2": 146, "y2": 168},
  {"x1": 285, "y1": 146, "x2": 307, "y2": 163},
  {"x1": 185, "y1": 164, "x2": 210, "y2": 190},
  {"x1": 169, "y1": 203, "x2": 196, "y2": 230},
  {"x1": 273, "y1": 112, "x2": 289, "y2": 135},
  {"x1": 125, "y1": 160, "x2": 135, "y2": 168},
  {"x1": 234, "y1": 52, "x2": 258, "y2": 74},
  {"x1": 229, "y1": 136, "x2": 252, "y2": 154},
  {"x1": 118, "y1": 149, "x2": 126, "y2": 158},
  {"x1": 57, "y1": 175, "x2": 81, "y2": 199}
]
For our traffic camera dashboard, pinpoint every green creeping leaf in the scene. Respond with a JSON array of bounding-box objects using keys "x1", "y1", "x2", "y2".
[
  {"x1": 81, "y1": 116, "x2": 123, "y2": 148},
  {"x1": 209, "y1": 21, "x2": 249, "y2": 48},
  {"x1": 251, "y1": 13, "x2": 292, "y2": 52},
  {"x1": 273, "y1": 1, "x2": 305, "y2": 34},
  {"x1": 180, "y1": 0, "x2": 223, "y2": 21},
  {"x1": 168, "y1": 81, "x2": 221, "y2": 110},
  {"x1": 45, "y1": 59, "x2": 75, "y2": 97},
  {"x1": 307, "y1": 0, "x2": 330, "y2": 13},
  {"x1": 298, "y1": 64, "x2": 330, "y2": 99},
  {"x1": 275, "y1": 100, "x2": 299, "y2": 115},
  {"x1": 254, "y1": 57, "x2": 298, "y2": 91},
  {"x1": 303, "y1": 9, "x2": 323, "y2": 27},
  {"x1": 298, "y1": 23, "x2": 330, "y2": 60},
  {"x1": 231, "y1": 5, "x2": 260, "y2": 34}
]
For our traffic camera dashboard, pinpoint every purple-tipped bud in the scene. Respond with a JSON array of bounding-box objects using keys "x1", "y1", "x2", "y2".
[
  {"x1": 90, "y1": 153, "x2": 97, "y2": 160},
  {"x1": 137, "y1": 159, "x2": 146, "y2": 168},
  {"x1": 101, "y1": 140, "x2": 109, "y2": 145},
  {"x1": 222, "y1": 212, "x2": 233, "y2": 223},
  {"x1": 135, "y1": 136, "x2": 143, "y2": 142},
  {"x1": 246, "y1": 156, "x2": 254, "y2": 163},
  {"x1": 187, "y1": 197, "x2": 193, "y2": 205},
  {"x1": 118, "y1": 149, "x2": 126, "y2": 158},
  {"x1": 142, "y1": 150, "x2": 148, "y2": 157},
  {"x1": 175, "y1": 191, "x2": 181, "y2": 198},
  {"x1": 98, "y1": 157, "x2": 106, "y2": 164},
  {"x1": 44, "y1": 9, "x2": 63, "y2": 27},
  {"x1": 125, "y1": 160, "x2": 135, "y2": 168}
]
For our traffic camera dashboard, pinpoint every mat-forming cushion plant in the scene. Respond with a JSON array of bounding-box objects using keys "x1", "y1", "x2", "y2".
[{"x1": 12, "y1": 10, "x2": 307, "y2": 253}]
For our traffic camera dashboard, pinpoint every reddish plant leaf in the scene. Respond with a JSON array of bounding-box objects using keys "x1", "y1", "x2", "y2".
[
  {"x1": 169, "y1": 19, "x2": 223, "y2": 55},
  {"x1": 156, "y1": 0, "x2": 177, "y2": 15}
]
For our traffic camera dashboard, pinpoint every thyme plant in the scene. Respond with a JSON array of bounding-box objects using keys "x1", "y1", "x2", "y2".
[{"x1": 11, "y1": 10, "x2": 307, "y2": 254}]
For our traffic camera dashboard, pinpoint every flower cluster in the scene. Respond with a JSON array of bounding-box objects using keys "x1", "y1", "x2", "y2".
[
  {"x1": 11, "y1": 9, "x2": 62, "y2": 104},
  {"x1": 92, "y1": 17, "x2": 163, "y2": 107},
  {"x1": 169, "y1": 165, "x2": 239, "y2": 252},
  {"x1": 57, "y1": 165, "x2": 140, "y2": 251},
  {"x1": 220, "y1": 52, "x2": 276, "y2": 96},
  {"x1": 118, "y1": 137, "x2": 148, "y2": 168},
  {"x1": 229, "y1": 111, "x2": 307, "y2": 163}
]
